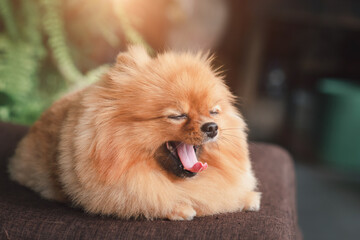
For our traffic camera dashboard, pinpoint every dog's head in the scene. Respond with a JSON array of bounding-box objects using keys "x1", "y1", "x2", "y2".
[{"x1": 91, "y1": 46, "x2": 246, "y2": 181}]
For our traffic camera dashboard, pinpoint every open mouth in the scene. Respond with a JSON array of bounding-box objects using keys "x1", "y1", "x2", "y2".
[
  {"x1": 165, "y1": 141, "x2": 208, "y2": 173},
  {"x1": 155, "y1": 141, "x2": 208, "y2": 178}
]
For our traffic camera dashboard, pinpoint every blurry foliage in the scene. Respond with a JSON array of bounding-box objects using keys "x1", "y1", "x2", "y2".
[
  {"x1": 0, "y1": 0, "x2": 48, "y2": 124},
  {"x1": 0, "y1": 0, "x2": 150, "y2": 124}
]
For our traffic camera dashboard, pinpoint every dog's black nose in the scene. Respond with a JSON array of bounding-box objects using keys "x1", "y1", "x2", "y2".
[{"x1": 201, "y1": 122, "x2": 218, "y2": 138}]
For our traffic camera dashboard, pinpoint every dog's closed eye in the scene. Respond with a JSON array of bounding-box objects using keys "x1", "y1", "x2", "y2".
[
  {"x1": 168, "y1": 114, "x2": 188, "y2": 120},
  {"x1": 164, "y1": 109, "x2": 188, "y2": 122},
  {"x1": 210, "y1": 105, "x2": 221, "y2": 115}
]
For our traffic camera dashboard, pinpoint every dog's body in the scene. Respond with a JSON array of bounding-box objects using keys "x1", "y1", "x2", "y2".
[{"x1": 8, "y1": 46, "x2": 260, "y2": 220}]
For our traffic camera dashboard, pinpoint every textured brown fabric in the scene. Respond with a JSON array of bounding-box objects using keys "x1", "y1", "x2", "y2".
[{"x1": 0, "y1": 122, "x2": 301, "y2": 240}]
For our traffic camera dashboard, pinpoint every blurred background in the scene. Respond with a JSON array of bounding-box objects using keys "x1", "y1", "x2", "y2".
[{"x1": 1, "y1": 0, "x2": 360, "y2": 239}]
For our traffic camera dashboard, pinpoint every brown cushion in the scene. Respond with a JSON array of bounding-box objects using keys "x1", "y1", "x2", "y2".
[{"x1": 0, "y1": 122, "x2": 301, "y2": 240}]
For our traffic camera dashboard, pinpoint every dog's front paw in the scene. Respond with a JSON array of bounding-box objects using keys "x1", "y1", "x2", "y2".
[
  {"x1": 167, "y1": 205, "x2": 196, "y2": 221},
  {"x1": 243, "y1": 191, "x2": 261, "y2": 211}
]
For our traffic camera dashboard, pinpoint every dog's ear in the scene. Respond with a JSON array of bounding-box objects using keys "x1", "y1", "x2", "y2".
[
  {"x1": 116, "y1": 45, "x2": 151, "y2": 69},
  {"x1": 107, "y1": 45, "x2": 151, "y2": 83}
]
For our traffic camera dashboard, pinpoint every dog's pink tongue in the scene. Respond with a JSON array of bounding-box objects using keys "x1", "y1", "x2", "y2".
[{"x1": 177, "y1": 143, "x2": 208, "y2": 173}]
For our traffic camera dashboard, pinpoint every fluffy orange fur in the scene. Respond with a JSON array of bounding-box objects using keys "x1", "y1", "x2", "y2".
[{"x1": 8, "y1": 46, "x2": 260, "y2": 220}]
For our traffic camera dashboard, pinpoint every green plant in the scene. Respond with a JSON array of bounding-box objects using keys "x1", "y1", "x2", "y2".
[
  {"x1": 0, "y1": 0, "x2": 47, "y2": 124},
  {"x1": 0, "y1": 0, "x2": 151, "y2": 124}
]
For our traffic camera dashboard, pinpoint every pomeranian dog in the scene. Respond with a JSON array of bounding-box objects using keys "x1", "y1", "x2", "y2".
[{"x1": 8, "y1": 46, "x2": 260, "y2": 220}]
